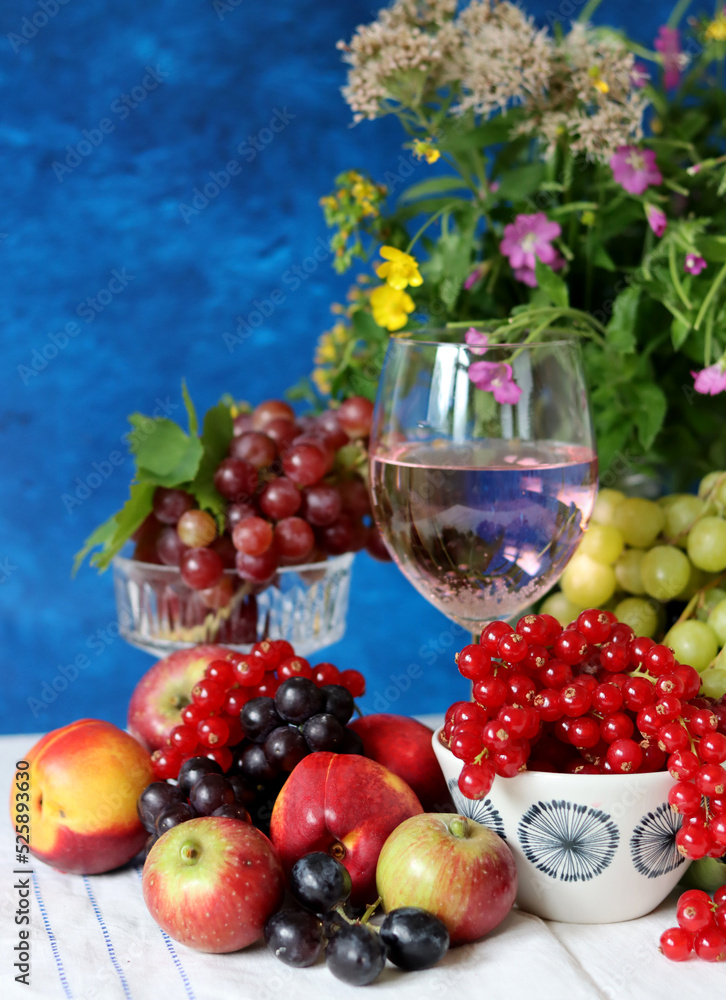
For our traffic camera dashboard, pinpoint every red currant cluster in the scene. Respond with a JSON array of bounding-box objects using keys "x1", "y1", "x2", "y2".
[
  {"x1": 443, "y1": 609, "x2": 726, "y2": 862},
  {"x1": 133, "y1": 397, "x2": 389, "y2": 608},
  {"x1": 150, "y1": 639, "x2": 365, "y2": 780},
  {"x1": 660, "y1": 886, "x2": 726, "y2": 962}
]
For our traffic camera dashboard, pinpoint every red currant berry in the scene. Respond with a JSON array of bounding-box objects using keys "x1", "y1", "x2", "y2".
[
  {"x1": 645, "y1": 643, "x2": 675, "y2": 676},
  {"x1": 452, "y1": 702, "x2": 489, "y2": 728},
  {"x1": 576, "y1": 609, "x2": 611, "y2": 644},
  {"x1": 674, "y1": 664, "x2": 702, "y2": 700},
  {"x1": 636, "y1": 705, "x2": 661, "y2": 737},
  {"x1": 675, "y1": 824, "x2": 712, "y2": 860},
  {"x1": 150, "y1": 746, "x2": 182, "y2": 780},
  {"x1": 521, "y1": 644, "x2": 549, "y2": 675},
  {"x1": 600, "y1": 642, "x2": 630, "y2": 672},
  {"x1": 668, "y1": 781, "x2": 703, "y2": 815},
  {"x1": 688, "y1": 709, "x2": 719, "y2": 738},
  {"x1": 498, "y1": 705, "x2": 530, "y2": 738},
  {"x1": 233, "y1": 656, "x2": 266, "y2": 688},
  {"x1": 654, "y1": 695, "x2": 682, "y2": 724},
  {"x1": 482, "y1": 720, "x2": 511, "y2": 751},
  {"x1": 694, "y1": 926, "x2": 726, "y2": 962},
  {"x1": 559, "y1": 684, "x2": 592, "y2": 717},
  {"x1": 659, "y1": 927, "x2": 693, "y2": 962},
  {"x1": 473, "y1": 675, "x2": 508, "y2": 711},
  {"x1": 714, "y1": 886, "x2": 726, "y2": 907},
  {"x1": 667, "y1": 749, "x2": 701, "y2": 782},
  {"x1": 553, "y1": 629, "x2": 589, "y2": 665},
  {"x1": 250, "y1": 639, "x2": 281, "y2": 671},
  {"x1": 622, "y1": 676, "x2": 655, "y2": 712},
  {"x1": 458, "y1": 759, "x2": 495, "y2": 800},
  {"x1": 568, "y1": 716, "x2": 601, "y2": 749},
  {"x1": 492, "y1": 739, "x2": 530, "y2": 777},
  {"x1": 515, "y1": 614, "x2": 552, "y2": 644},
  {"x1": 507, "y1": 673, "x2": 537, "y2": 705},
  {"x1": 639, "y1": 736, "x2": 668, "y2": 772},
  {"x1": 605, "y1": 738, "x2": 643, "y2": 773},
  {"x1": 181, "y1": 703, "x2": 206, "y2": 728},
  {"x1": 457, "y1": 644, "x2": 493, "y2": 681},
  {"x1": 480, "y1": 620, "x2": 513, "y2": 654},
  {"x1": 203, "y1": 746, "x2": 233, "y2": 772},
  {"x1": 169, "y1": 724, "x2": 198, "y2": 755},
  {"x1": 197, "y1": 715, "x2": 230, "y2": 748},
  {"x1": 451, "y1": 727, "x2": 485, "y2": 763},
  {"x1": 204, "y1": 659, "x2": 235, "y2": 688},
  {"x1": 600, "y1": 712, "x2": 635, "y2": 744},
  {"x1": 339, "y1": 669, "x2": 366, "y2": 697},
  {"x1": 678, "y1": 894, "x2": 716, "y2": 932},
  {"x1": 658, "y1": 723, "x2": 690, "y2": 754},
  {"x1": 695, "y1": 763, "x2": 726, "y2": 797},
  {"x1": 223, "y1": 687, "x2": 251, "y2": 716},
  {"x1": 191, "y1": 679, "x2": 226, "y2": 713},
  {"x1": 253, "y1": 675, "x2": 280, "y2": 698},
  {"x1": 539, "y1": 658, "x2": 573, "y2": 689},
  {"x1": 697, "y1": 732, "x2": 726, "y2": 764},
  {"x1": 628, "y1": 635, "x2": 655, "y2": 669},
  {"x1": 278, "y1": 656, "x2": 313, "y2": 681},
  {"x1": 710, "y1": 816, "x2": 726, "y2": 847},
  {"x1": 497, "y1": 632, "x2": 529, "y2": 664},
  {"x1": 532, "y1": 688, "x2": 563, "y2": 723},
  {"x1": 592, "y1": 682, "x2": 624, "y2": 715},
  {"x1": 313, "y1": 662, "x2": 340, "y2": 686}
]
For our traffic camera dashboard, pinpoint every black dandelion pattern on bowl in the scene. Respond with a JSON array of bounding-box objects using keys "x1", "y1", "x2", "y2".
[
  {"x1": 631, "y1": 803, "x2": 685, "y2": 879},
  {"x1": 447, "y1": 779, "x2": 506, "y2": 839},
  {"x1": 518, "y1": 799, "x2": 619, "y2": 883}
]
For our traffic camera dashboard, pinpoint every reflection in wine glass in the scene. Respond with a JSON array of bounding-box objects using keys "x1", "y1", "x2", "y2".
[{"x1": 369, "y1": 332, "x2": 598, "y2": 635}]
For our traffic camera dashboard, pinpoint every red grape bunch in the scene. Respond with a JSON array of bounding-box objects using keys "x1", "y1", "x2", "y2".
[
  {"x1": 443, "y1": 608, "x2": 726, "y2": 863},
  {"x1": 134, "y1": 396, "x2": 390, "y2": 608},
  {"x1": 142, "y1": 640, "x2": 366, "y2": 840}
]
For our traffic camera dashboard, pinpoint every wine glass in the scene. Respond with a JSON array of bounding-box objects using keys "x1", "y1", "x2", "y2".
[{"x1": 368, "y1": 330, "x2": 598, "y2": 638}]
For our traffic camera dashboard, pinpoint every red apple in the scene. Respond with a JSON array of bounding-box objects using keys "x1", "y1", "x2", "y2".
[
  {"x1": 127, "y1": 644, "x2": 232, "y2": 751},
  {"x1": 348, "y1": 714, "x2": 453, "y2": 811},
  {"x1": 142, "y1": 817, "x2": 285, "y2": 952},
  {"x1": 17, "y1": 719, "x2": 153, "y2": 874},
  {"x1": 376, "y1": 813, "x2": 518, "y2": 946},
  {"x1": 270, "y1": 752, "x2": 423, "y2": 907}
]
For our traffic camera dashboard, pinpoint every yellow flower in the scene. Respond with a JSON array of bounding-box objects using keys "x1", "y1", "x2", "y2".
[
  {"x1": 370, "y1": 284, "x2": 415, "y2": 331},
  {"x1": 319, "y1": 195, "x2": 337, "y2": 210},
  {"x1": 412, "y1": 139, "x2": 441, "y2": 164},
  {"x1": 706, "y1": 13, "x2": 726, "y2": 41},
  {"x1": 312, "y1": 368, "x2": 332, "y2": 395},
  {"x1": 593, "y1": 78, "x2": 610, "y2": 94},
  {"x1": 375, "y1": 245, "x2": 423, "y2": 290}
]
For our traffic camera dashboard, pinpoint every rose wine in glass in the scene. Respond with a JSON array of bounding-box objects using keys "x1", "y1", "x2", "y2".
[{"x1": 369, "y1": 333, "x2": 598, "y2": 633}]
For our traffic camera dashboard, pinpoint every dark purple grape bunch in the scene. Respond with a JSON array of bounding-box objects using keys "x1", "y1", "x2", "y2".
[{"x1": 264, "y1": 852, "x2": 450, "y2": 986}]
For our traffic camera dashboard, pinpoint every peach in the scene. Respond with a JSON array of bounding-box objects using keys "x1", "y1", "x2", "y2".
[{"x1": 18, "y1": 719, "x2": 153, "y2": 874}]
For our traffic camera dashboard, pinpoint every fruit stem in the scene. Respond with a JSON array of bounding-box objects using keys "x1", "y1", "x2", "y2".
[
  {"x1": 448, "y1": 816, "x2": 470, "y2": 839},
  {"x1": 360, "y1": 897, "x2": 381, "y2": 925},
  {"x1": 179, "y1": 843, "x2": 199, "y2": 865}
]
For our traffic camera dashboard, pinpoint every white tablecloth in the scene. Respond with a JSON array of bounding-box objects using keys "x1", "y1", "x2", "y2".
[{"x1": 2, "y1": 731, "x2": 723, "y2": 1000}]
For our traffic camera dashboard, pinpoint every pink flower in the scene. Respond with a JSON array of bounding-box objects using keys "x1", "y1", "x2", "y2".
[
  {"x1": 468, "y1": 361, "x2": 522, "y2": 405},
  {"x1": 655, "y1": 26, "x2": 682, "y2": 91},
  {"x1": 684, "y1": 254, "x2": 707, "y2": 276},
  {"x1": 464, "y1": 268, "x2": 484, "y2": 291},
  {"x1": 500, "y1": 213, "x2": 562, "y2": 273},
  {"x1": 631, "y1": 62, "x2": 650, "y2": 88},
  {"x1": 645, "y1": 204, "x2": 667, "y2": 237},
  {"x1": 464, "y1": 328, "x2": 489, "y2": 354},
  {"x1": 514, "y1": 267, "x2": 538, "y2": 288},
  {"x1": 610, "y1": 146, "x2": 663, "y2": 195},
  {"x1": 691, "y1": 363, "x2": 726, "y2": 396}
]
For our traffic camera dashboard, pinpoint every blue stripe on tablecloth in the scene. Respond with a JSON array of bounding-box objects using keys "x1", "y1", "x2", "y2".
[
  {"x1": 33, "y1": 871, "x2": 74, "y2": 999},
  {"x1": 134, "y1": 864, "x2": 196, "y2": 1000},
  {"x1": 83, "y1": 876, "x2": 133, "y2": 1000}
]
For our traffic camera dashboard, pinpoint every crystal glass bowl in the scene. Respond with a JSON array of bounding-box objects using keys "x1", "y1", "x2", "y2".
[
  {"x1": 432, "y1": 726, "x2": 691, "y2": 923},
  {"x1": 112, "y1": 552, "x2": 354, "y2": 658}
]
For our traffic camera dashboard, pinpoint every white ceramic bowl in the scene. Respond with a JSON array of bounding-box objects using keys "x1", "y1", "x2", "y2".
[{"x1": 432, "y1": 726, "x2": 690, "y2": 923}]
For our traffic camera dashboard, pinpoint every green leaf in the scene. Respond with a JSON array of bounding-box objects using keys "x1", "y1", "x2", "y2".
[
  {"x1": 351, "y1": 307, "x2": 386, "y2": 345},
  {"x1": 494, "y1": 164, "x2": 547, "y2": 202},
  {"x1": 429, "y1": 213, "x2": 477, "y2": 311},
  {"x1": 74, "y1": 481, "x2": 156, "y2": 574},
  {"x1": 188, "y1": 403, "x2": 234, "y2": 528},
  {"x1": 130, "y1": 416, "x2": 204, "y2": 488},
  {"x1": 440, "y1": 116, "x2": 514, "y2": 153},
  {"x1": 394, "y1": 197, "x2": 470, "y2": 222},
  {"x1": 399, "y1": 176, "x2": 470, "y2": 203},
  {"x1": 699, "y1": 236, "x2": 726, "y2": 262},
  {"x1": 606, "y1": 286, "x2": 640, "y2": 353},
  {"x1": 671, "y1": 315, "x2": 692, "y2": 350},
  {"x1": 182, "y1": 380, "x2": 198, "y2": 437},
  {"x1": 534, "y1": 260, "x2": 569, "y2": 309},
  {"x1": 633, "y1": 383, "x2": 667, "y2": 451},
  {"x1": 592, "y1": 245, "x2": 617, "y2": 272}
]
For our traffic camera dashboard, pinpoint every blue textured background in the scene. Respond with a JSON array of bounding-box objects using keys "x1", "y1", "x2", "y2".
[{"x1": 0, "y1": 0, "x2": 668, "y2": 735}]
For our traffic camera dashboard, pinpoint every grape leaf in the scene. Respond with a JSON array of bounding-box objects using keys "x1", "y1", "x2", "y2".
[
  {"x1": 73, "y1": 481, "x2": 155, "y2": 575},
  {"x1": 187, "y1": 403, "x2": 234, "y2": 528},
  {"x1": 129, "y1": 416, "x2": 204, "y2": 487}
]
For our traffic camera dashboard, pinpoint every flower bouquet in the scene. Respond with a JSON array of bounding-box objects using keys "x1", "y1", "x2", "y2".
[{"x1": 298, "y1": 0, "x2": 726, "y2": 488}]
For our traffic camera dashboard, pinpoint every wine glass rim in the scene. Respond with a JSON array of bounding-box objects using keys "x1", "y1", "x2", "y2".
[{"x1": 391, "y1": 330, "x2": 580, "y2": 349}]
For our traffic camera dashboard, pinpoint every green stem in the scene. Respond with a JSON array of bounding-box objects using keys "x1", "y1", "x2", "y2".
[
  {"x1": 695, "y1": 260, "x2": 726, "y2": 331},
  {"x1": 405, "y1": 204, "x2": 455, "y2": 254},
  {"x1": 668, "y1": 0, "x2": 695, "y2": 27},
  {"x1": 578, "y1": 0, "x2": 605, "y2": 22},
  {"x1": 705, "y1": 307, "x2": 715, "y2": 367},
  {"x1": 669, "y1": 243, "x2": 693, "y2": 311}
]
